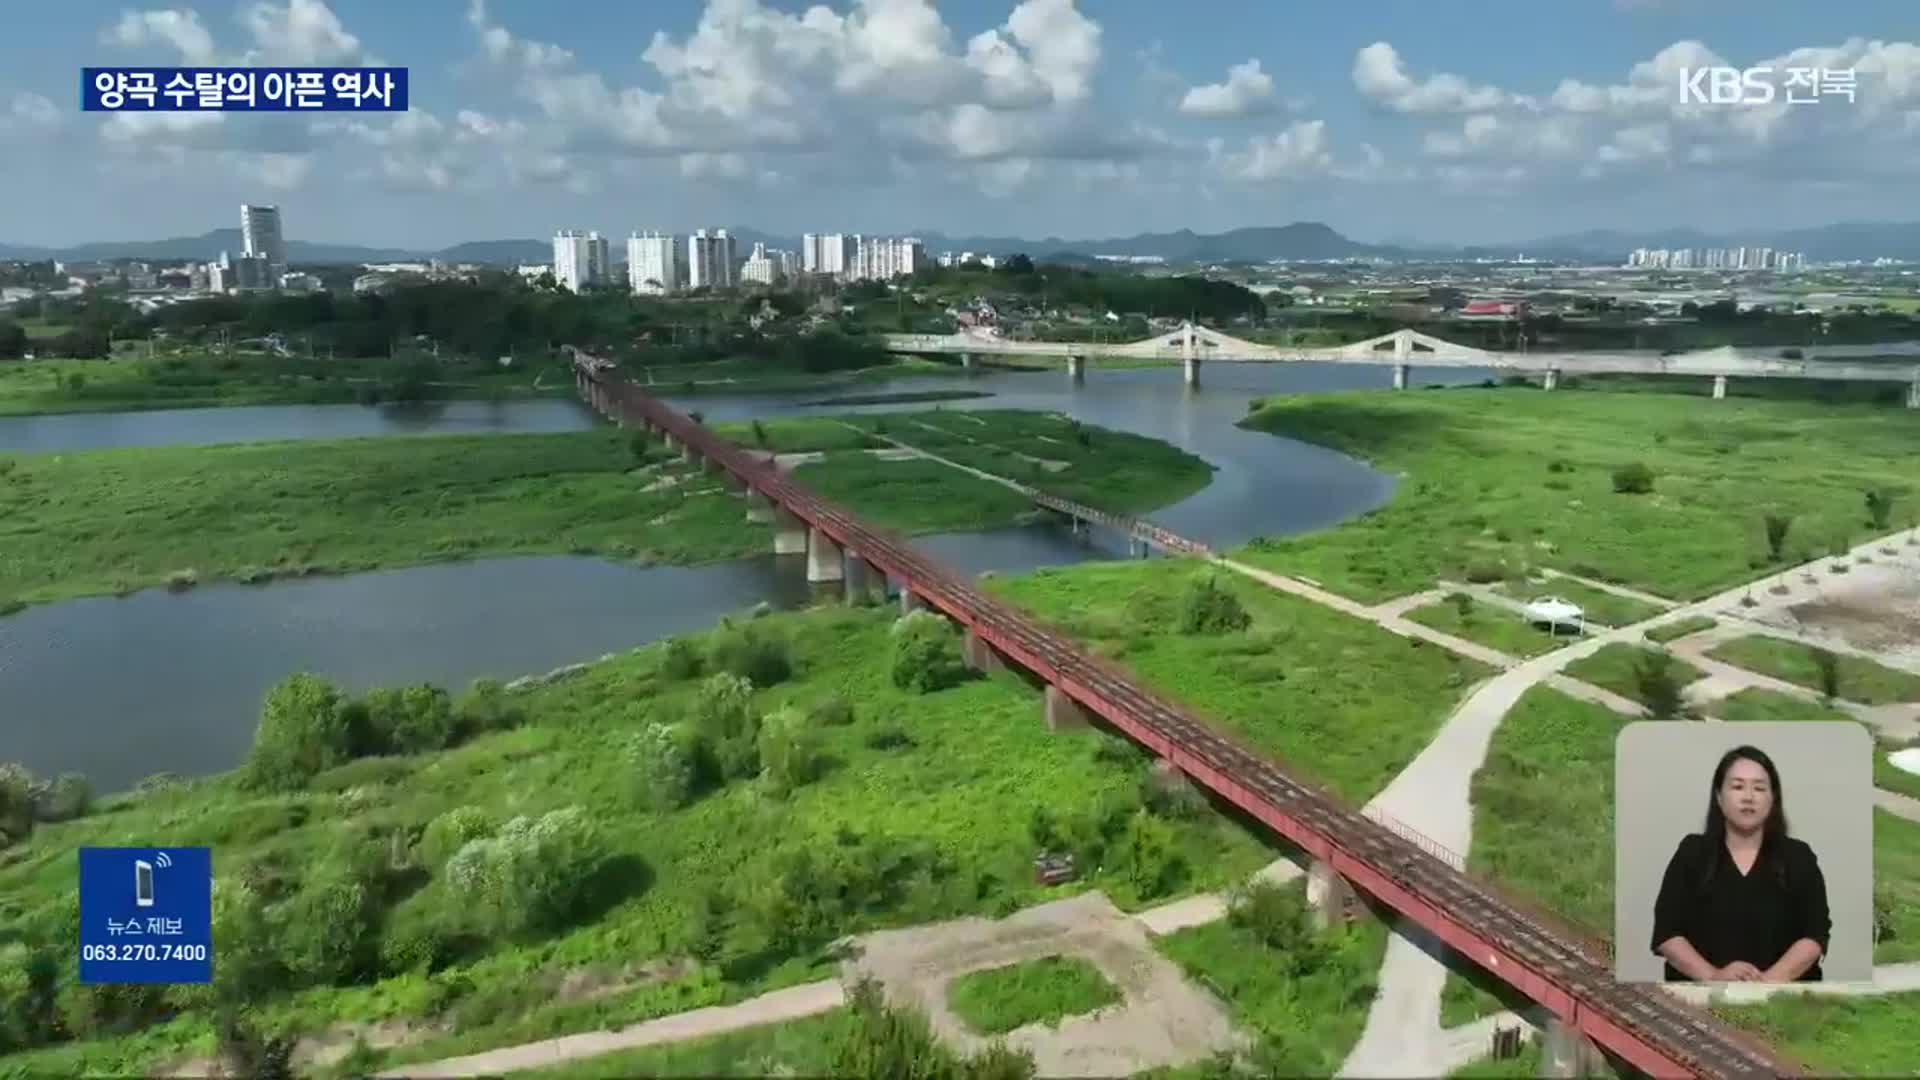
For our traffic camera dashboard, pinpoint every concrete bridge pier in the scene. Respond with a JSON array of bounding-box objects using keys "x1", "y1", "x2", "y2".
[
  {"x1": 1907, "y1": 380, "x2": 1918, "y2": 409},
  {"x1": 899, "y1": 585, "x2": 926, "y2": 616},
  {"x1": 843, "y1": 554, "x2": 887, "y2": 606},
  {"x1": 1392, "y1": 363, "x2": 1410, "y2": 390},
  {"x1": 1043, "y1": 685, "x2": 1089, "y2": 732},
  {"x1": 963, "y1": 628, "x2": 1004, "y2": 673},
  {"x1": 1542, "y1": 368, "x2": 1559, "y2": 391},
  {"x1": 1067, "y1": 354, "x2": 1086, "y2": 383},
  {"x1": 745, "y1": 488, "x2": 774, "y2": 523},
  {"x1": 773, "y1": 508, "x2": 809, "y2": 555},
  {"x1": 806, "y1": 527, "x2": 845, "y2": 583},
  {"x1": 662, "y1": 431, "x2": 678, "y2": 452},
  {"x1": 681, "y1": 443, "x2": 699, "y2": 466},
  {"x1": 1128, "y1": 536, "x2": 1150, "y2": 559},
  {"x1": 1306, "y1": 859, "x2": 1359, "y2": 930},
  {"x1": 1183, "y1": 356, "x2": 1201, "y2": 389},
  {"x1": 1712, "y1": 374, "x2": 1729, "y2": 400},
  {"x1": 1539, "y1": 1018, "x2": 1608, "y2": 1078},
  {"x1": 960, "y1": 352, "x2": 974, "y2": 371}
]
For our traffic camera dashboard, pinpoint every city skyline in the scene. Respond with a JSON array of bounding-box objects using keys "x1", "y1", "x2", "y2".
[{"x1": 1, "y1": 1, "x2": 1916, "y2": 249}]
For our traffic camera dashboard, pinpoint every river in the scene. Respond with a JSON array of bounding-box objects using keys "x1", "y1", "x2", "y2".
[{"x1": 0, "y1": 362, "x2": 1492, "y2": 790}]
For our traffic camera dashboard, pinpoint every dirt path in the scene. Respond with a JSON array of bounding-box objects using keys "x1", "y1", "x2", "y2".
[{"x1": 373, "y1": 981, "x2": 848, "y2": 1078}]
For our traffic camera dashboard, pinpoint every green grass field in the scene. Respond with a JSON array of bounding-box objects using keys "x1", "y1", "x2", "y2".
[
  {"x1": 1645, "y1": 615, "x2": 1718, "y2": 644},
  {"x1": 1237, "y1": 388, "x2": 1920, "y2": 603},
  {"x1": 0, "y1": 607, "x2": 1278, "y2": 1076},
  {"x1": 986, "y1": 560, "x2": 1491, "y2": 804},
  {"x1": 1710, "y1": 688, "x2": 1920, "y2": 803},
  {"x1": 1561, "y1": 643, "x2": 1707, "y2": 707},
  {"x1": 0, "y1": 410, "x2": 1209, "y2": 611},
  {"x1": 0, "y1": 354, "x2": 574, "y2": 416},
  {"x1": 1706, "y1": 635, "x2": 1920, "y2": 706},
  {"x1": 1405, "y1": 596, "x2": 1565, "y2": 658},
  {"x1": 945, "y1": 955, "x2": 1122, "y2": 1034},
  {"x1": 1716, "y1": 993, "x2": 1920, "y2": 1076}
]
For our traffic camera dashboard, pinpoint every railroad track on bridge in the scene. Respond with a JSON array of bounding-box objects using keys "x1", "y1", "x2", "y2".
[{"x1": 574, "y1": 358, "x2": 1793, "y2": 1079}]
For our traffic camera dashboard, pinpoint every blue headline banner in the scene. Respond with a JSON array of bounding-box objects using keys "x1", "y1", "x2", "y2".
[
  {"x1": 82, "y1": 67, "x2": 408, "y2": 112},
  {"x1": 79, "y1": 847, "x2": 213, "y2": 984}
]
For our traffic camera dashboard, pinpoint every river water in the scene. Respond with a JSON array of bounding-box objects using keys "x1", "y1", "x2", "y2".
[{"x1": 0, "y1": 362, "x2": 1492, "y2": 789}]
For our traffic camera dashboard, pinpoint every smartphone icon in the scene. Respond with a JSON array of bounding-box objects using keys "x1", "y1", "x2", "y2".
[{"x1": 134, "y1": 860, "x2": 154, "y2": 907}]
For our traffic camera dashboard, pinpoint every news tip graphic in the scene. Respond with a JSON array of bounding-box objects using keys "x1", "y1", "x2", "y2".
[
  {"x1": 79, "y1": 847, "x2": 213, "y2": 985},
  {"x1": 81, "y1": 66, "x2": 409, "y2": 112}
]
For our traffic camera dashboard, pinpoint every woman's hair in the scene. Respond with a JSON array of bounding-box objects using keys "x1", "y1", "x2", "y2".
[{"x1": 1698, "y1": 744, "x2": 1790, "y2": 889}]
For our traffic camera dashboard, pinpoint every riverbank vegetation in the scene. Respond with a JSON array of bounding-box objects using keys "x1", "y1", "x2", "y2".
[
  {"x1": 0, "y1": 410, "x2": 1207, "y2": 609},
  {"x1": 985, "y1": 561, "x2": 1490, "y2": 804},
  {"x1": 1238, "y1": 388, "x2": 1920, "y2": 603},
  {"x1": 0, "y1": 606, "x2": 1277, "y2": 1075}
]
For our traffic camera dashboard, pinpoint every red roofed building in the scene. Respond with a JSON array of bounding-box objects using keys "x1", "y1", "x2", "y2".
[{"x1": 1459, "y1": 299, "x2": 1528, "y2": 321}]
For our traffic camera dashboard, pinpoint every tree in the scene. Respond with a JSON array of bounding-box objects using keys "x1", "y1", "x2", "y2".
[
  {"x1": 1612, "y1": 462, "x2": 1656, "y2": 495},
  {"x1": 445, "y1": 806, "x2": 609, "y2": 937},
  {"x1": 1634, "y1": 649, "x2": 1690, "y2": 721},
  {"x1": 0, "y1": 763, "x2": 40, "y2": 846},
  {"x1": 279, "y1": 850, "x2": 382, "y2": 986},
  {"x1": 1763, "y1": 513, "x2": 1794, "y2": 562},
  {"x1": 890, "y1": 610, "x2": 968, "y2": 693},
  {"x1": 829, "y1": 977, "x2": 1037, "y2": 1080},
  {"x1": 0, "y1": 320, "x2": 25, "y2": 359},
  {"x1": 37, "y1": 772, "x2": 91, "y2": 822},
  {"x1": 1810, "y1": 646, "x2": 1842, "y2": 704},
  {"x1": 708, "y1": 622, "x2": 792, "y2": 687},
  {"x1": 418, "y1": 806, "x2": 493, "y2": 870},
  {"x1": 245, "y1": 673, "x2": 352, "y2": 790},
  {"x1": 361, "y1": 683, "x2": 458, "y2": 754},
  {"x1": 454, "y1": 678, "x2": 525, "y2": 734}
]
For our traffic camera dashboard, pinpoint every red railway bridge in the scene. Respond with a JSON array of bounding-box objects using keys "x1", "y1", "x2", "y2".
[{"x1": 573, "y1": 356, "x2": 1793, "y2": 1080}]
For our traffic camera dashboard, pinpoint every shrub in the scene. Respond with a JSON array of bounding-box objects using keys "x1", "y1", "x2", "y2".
[
  {"x1": 36, "y1": 773, "x2": 91, "y2": 823},
  {"x1": 363, "y1": 684, "x2": 458, "y2": 754},
  {"x1": 809, "y1": 693, "x2": 856, "y2": 727},
  {"x1": 1448, "y1": 591, "x2": 1474, "y2": 617},
  {"x1": 1866, "y1": 489, "x2": 1896, "y2": 531},
  {"x1": 245, "y1": 674, "x2": 353, "y2": 791},
  {"x1": 1228, "y1": 878, "x2": 1327, "y2": 976},
  {"x1": 1179, "y1": 576, "x2": 1250, "y2": 635},
  {"x1": 445, "y1": 807, "x2": 609, "y2": 937},
  {"x1": 688, "y1": 674, "x2": 762, "y2": 783},
  {"x1": 279, "y1": 851, "x2": 383, "y2": 986},
  {"x1": 419, "y1": 807, "x2": 493, "y2": 871},
  {"x1": 889, "y1": 610, "x2": 968, "y2": 693},
  {"x1": 1611, "y1": 462, "x2": 1655, "y2": 494},
  {"x1": 0, "y1": 764, "x2": 41, "y2": 846},
  {"x1": 759, "y1": 708, "x2": 825, "y2": 798},
  {"x1": 708, "y1": 623, "x2": 792, "y2": 688},
  {"x1": 660, "y1": 637, "x2": 704, "y2": 681},
  {"x1": 1810, "y1": 646, "x2": 1842, "y2": 703},
  {"x1": 1463, "y1": 561, "x2": 1505, "y2": 584},
  {"x1": 1119, "y1": 809, "x2": 1186, "y2": 901},
  {"x1": 865, "y1": 727, "x2": 914, "y2": 751},
  {"x1": 379, "y1": 908, "x2": 458, "y2": 976},
  {"x1": 453, "y1": 679, "x2": 525, "y2": 734},
  {"x1": 831, "y1": 978, "x2": 1037, "y2": 1080},
  {"x1": 628, "y1": 723, "x2": 696, "y2": 810}
]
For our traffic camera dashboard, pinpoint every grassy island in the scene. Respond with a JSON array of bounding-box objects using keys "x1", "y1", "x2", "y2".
[{"x1": 1238, "y1": 388, "x2": 1920, "y2": 603}]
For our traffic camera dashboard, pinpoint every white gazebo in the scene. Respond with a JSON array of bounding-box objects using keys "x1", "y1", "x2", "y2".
[
  {"x1": 1890, "y1": 747, "x2": 1920, "y2": 779},
  {"x1": 1523, "y1": 595, "x2": 1586, "y2": 636}
]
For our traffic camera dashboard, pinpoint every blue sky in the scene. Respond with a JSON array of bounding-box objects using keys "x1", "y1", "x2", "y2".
[{"x1": 1, "y1": 1, "x2": 1916, "y2": 249}]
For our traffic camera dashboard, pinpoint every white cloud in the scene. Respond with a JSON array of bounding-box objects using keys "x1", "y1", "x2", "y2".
[
  {"x1": 0, "y1": 93, "x2": 61, "y2": 136},
  {"x1": 238, "y1": 0, "x2": 365, "y2": 65},
  {"x1": 1210, "y1": 120, "x2": 1334, "y2": 180},
  {"x1": 1353, "y1": 42, "x2": 1510, "y2": 113},
  {"x1": 1179, "y1": 60, "x2": 1275, "y2": 118},
  {"x1": 102, "y1": 9, "x2": 218, "y2": 64}
]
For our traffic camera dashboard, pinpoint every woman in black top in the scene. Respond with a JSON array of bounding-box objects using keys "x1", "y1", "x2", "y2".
[{"x1": 1650, "y1": 744, "x2": 1830, "y2": 982}]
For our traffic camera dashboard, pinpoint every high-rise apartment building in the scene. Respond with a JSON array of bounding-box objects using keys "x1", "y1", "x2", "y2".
[
  {"x1": 742, "y1": 242, "x2": 794, "y2": 286},
  {"x1": 627, "y1": 231, "x2": 681, "y2": 295},
  {"x1": 240, "y1": 204, "x2": 286, "y2": 275},
  {"x1": 687, "y1": 229, "x2": 736, "y2": 290},
  {"x1": 801, "y1": 233, "x2": 857, "y2": 278},
  {"x1": 552, "y1": 230, "x2": 611, "y2": 292},
  {"x1": 852, "y1": 236, "x2": 925, "y2": 282}
]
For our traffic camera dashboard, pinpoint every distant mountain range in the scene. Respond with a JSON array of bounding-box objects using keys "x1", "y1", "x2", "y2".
[{"x1": 6, "y1": 220, "x2": 1920, "y2": 267}]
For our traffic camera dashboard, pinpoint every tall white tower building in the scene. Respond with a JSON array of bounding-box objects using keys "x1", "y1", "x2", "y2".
[
  {"x1": 240, "y1": 204, "x2": 286, "y2": 275},
  {"x1": 801, "y1": 233, "x2": 856, "y2": 278},
  {"x1": 627, "y1": 231, "x2": 680, "y2": 295},
  {"x1": 687, "y1": 229, "x2": 736, "y2": 290},
  {"x1": 552, "y1": 230, "x2": 610, "y2": 292}
]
